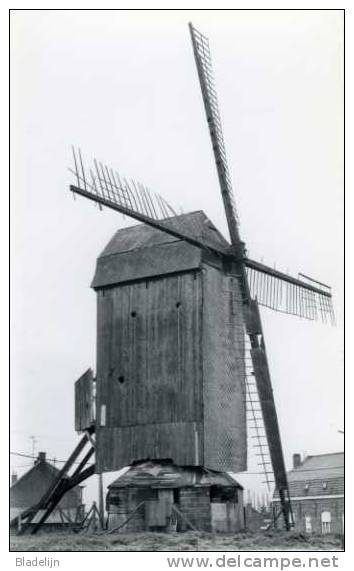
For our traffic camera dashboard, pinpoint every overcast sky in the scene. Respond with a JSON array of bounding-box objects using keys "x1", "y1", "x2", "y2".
[{"x1": 10, "y1": 9, "x2": 343, "y2": 506}]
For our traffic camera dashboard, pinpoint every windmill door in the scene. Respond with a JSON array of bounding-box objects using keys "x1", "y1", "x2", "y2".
[{"x1": 145, "y1": 490, "x2": 173, "y2": 530}]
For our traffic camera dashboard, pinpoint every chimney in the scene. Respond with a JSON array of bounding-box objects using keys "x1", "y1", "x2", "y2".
[
  {"x1": 11, "y1": 472, "x2": 18, "y2": 486},
  {"x1": 293, "y1": 453, "x2": 301, "y2": 469},
  {"x1": 37, "y1": 451, "x2": 46, "y2": 463}
]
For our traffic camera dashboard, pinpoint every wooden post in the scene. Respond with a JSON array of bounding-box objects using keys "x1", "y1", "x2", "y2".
[
  {"x1": 105, "y1": 501, "x2": 145, "y2": 535},
  {"x1": 92, "y1": 501, "x2": 97, "y2": 532},
  {"x1": 98, "y1": 472, "x2": 105, "y2": 529},
  {"x1": 11, "y1": 431, "x2": 92, "y2": 531},
  {"x1": 17, "y1": 513, "x2": 22, "y2": 534},
  {"x1": 171, "y1": 504, "x2": 199, "y2": 532}
]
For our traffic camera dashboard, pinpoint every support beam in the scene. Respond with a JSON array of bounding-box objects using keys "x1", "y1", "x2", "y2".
[{"x1": 30, "y1": 464, "x2": 95, "y2": 534}]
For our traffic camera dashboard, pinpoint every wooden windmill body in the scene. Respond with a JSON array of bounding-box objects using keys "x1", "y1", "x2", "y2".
[{"x1": 91, "y1": 211, "x2": 246, "y2": 475}]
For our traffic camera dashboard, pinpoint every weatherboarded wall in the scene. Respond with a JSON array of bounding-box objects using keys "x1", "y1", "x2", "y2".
[
  {"x1": 75, "y1": 368, "x2": 94, "y2": 432},
  {"x1": 95, "y1": 272, "x2": 204, "y2": 472},
  {"x1": 93, "y1": 216, "x2": 247, "y2": 473},
  {"x1": 95, "y1": 265, "x2": 246, "y2": 473}
]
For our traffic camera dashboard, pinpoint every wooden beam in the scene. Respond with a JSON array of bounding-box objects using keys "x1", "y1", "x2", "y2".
[
  {"x1": 30, "y1": 465, "x2": 95, "y2": 534},
  {"x1": 105, "y1": 501, "x2": 145, "y2": 535},
  {"x1": 171, "y1": 504, "x2": 199, "y2": 532},
  {"x1": 245, "y1": 258, "x2": 332, "y2": 298},
  {"x1": 70, "y1": 185, "x2": 227, "y2": 258}
]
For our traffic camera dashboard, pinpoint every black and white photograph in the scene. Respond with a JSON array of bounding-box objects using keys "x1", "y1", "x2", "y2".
[{"x1": 9, "y1": 8, "x2": 344, "y2": 559}]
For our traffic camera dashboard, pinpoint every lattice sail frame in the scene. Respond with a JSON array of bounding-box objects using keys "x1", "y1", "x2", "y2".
[
  {"x1": 188, "y1": 22, "x2": 334, "y2": 325},
  {"x1": 188, "y1": 23, "x2": 240, "y2": 244},
  {"x1": 69, "y1": 147, "x2": 223, "y2": 256},
  {"x1": 70, "y1": 148, "x2": 334, "y2": 324},
  {"x1": 246, "y1": 266, "x2": 334, "y2": 323}
]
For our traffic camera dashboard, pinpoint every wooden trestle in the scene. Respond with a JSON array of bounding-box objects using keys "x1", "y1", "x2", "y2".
[{"x1": 10, "y1": 428, "x2": 95, "y2": 535}]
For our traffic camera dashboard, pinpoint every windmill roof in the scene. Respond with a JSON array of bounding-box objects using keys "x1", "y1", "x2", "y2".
[
  {"x1": 92, "y1": 211, "x2": 230, "y2": 289},
  {"x1": 107, "y1": 460, "x2": 243, "y2": 490},
  {"x1": 99, "y1": 211, "x2": 229, "y2": 257}
]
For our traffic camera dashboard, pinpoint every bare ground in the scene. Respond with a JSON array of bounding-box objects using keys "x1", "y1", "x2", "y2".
[{"x1": 10, "y1": 530, "x2": 343, "y2": 552}]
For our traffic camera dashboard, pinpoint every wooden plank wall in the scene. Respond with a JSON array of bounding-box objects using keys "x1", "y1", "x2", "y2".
[
  {"x1": 95, "y1": 272, "x2": 203, "y2": 472},
  {"x1": 96, "y1": 422, "x2": 203, "y2": 471},
  {"x1": 95, "y1": 264, "x2": 247, "y2": 473},
  {"x1": 74, "y1": 368, "x2": 94, "y2": 432}
]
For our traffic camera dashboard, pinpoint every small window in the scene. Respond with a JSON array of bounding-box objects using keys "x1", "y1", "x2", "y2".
[
  {"x1": 100, "y1": 404, "x2": 106, "y2": 427},
  {"x1": 322, "y1": 482, "x2": 327, "y2": 490},
  {"x1": 209, "y1": 485, "x2": 237, "y2": 503},
  {"x1": 304, "y1": 483, "x2": 309, "y2": 492},
  {"x1": 173, "y1": 489, "x2": 180, "y2": 504},
  {"x1": 321, "y1": 511, "x2": 331, "y2": 534}
]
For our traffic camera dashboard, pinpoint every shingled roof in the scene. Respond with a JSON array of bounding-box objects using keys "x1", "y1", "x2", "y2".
[
  {"x1": 287, "y1": 453, "x2": 344, "y2": 483},
  {"x1": 108, "y1": 460, "x2": 243, "y2": 490},
  {"x1": 98, "y1": 211, "x2": 229, "y2": 257},
  {"x1": 91, "y1": 211, "x2": 230, "y2": 289},
  {"x1": 273, "y1": 452, "x2": 344, "y2": 499}
]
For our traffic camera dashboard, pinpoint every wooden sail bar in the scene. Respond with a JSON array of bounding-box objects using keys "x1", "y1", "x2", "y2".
[{"x1": 70, "y1": 167, "x2": 334, "y2": 323}]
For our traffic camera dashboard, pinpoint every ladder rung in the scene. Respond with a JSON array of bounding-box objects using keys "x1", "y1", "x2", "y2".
[{"x1": 253, "y1": 445, "x2": 269, "y2": 450}]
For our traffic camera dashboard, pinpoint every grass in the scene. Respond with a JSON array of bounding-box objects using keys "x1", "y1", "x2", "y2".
[{"x1": 10, "y1": 530, "x2": 344, "y2": 552}]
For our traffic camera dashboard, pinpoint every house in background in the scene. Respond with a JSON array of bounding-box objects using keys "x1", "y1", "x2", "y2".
[
  {"x1": 10, "y1": 451, "x2": 85, "y2": 526},
  {"x1": 272, "y1": 452, "x2": 344, "y2": 534}
]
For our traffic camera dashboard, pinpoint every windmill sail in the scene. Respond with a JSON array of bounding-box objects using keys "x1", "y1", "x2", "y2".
[
  {"x1": 189, "y1": 23, "x2": 295, "y2": 529},
  {"x1": 245, "y1": 262, "x2": 334, "y2": 323},
  {"x1": 188, "y1": 22, "x2": 334, "y2": 322},
  {"x1": 69, "y1": 147, "x2": 225, "y2": 255},
  {"x1": 189, "y1": 22, "x2": 241, "y2": 247},
  {"x1": 70, "y1": 147, "x2": 334, "y2": 324}
]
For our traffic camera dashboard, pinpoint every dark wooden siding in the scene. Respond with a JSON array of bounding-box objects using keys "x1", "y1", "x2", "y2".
[
  {"x1": 92, "y1": 241, "x2": 202, "y2": 289},
  {"x1": 95, "y1": 272, "x2": 203, "y2": 472},
  {"x1": 179, "y1": 488, "x2": 212, "y2": 531},
  {"x1": 96, "y1": 422, "x2": 203, "y2": 472},
  {"x1": 95, "y1": 262, "x2": 247, "y2": 473},
  {"x1": 74, "y1": 368, "x2": 94, "y2": 432}
]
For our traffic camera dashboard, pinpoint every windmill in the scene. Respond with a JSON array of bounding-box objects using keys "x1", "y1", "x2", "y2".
[{"x1": 13, "y1": 23, "x2": 334, "y2": 534}]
